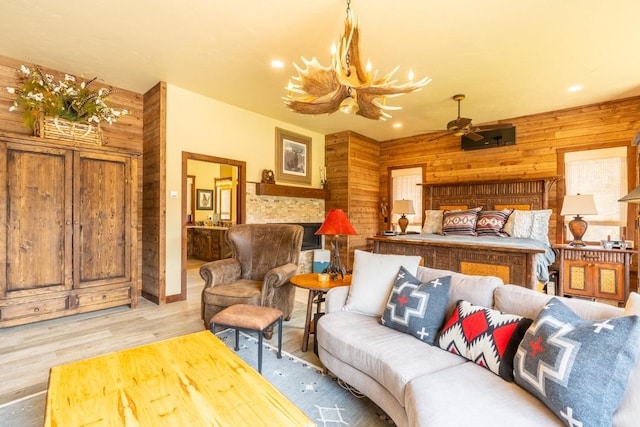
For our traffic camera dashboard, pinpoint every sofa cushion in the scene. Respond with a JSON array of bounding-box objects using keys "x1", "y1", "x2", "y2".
[
  {"x1": 317, "y1": 311, "x2": 466, "y2": 408},
  {"x1": 614, "y1": 291, "x2": 640, "y2": 426},
  {"x1": 421, "y1": 209, "x2": 443, "y2": 234},
  {"x1": 476, "y1": 208, "x2": 513, "y2": 237},
  {"x1": 381, "y1": 267, "x2": 451, "y2": 344},
  {"x1": 442, "y1": 207, "x2": 481, "y2": 236},
  {"x1": 514, "y1": 297, "x2": 640, "y2": 427},
  {"x1": 437, "y1": 300, "x2": 532, "y2": 381},
  {"x1": 405, "y1": 362, "x2": 561, "y2": 427},
  {"x1": 344, "y1": 250, "x2": 421, "y2": 317},
  {"x1": 494, "y1": 284, "x2": 622, "y2": 321},
  {"x1": 415, "y1": 266, "x2": 503, "y2": 319}
]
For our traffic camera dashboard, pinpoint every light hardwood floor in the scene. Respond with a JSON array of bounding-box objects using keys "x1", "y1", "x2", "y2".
[{"x1": 0, "y1": 259, "x2": 319, "y2": 411}]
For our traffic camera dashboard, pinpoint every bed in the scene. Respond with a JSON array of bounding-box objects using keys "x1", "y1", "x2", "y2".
[{"x1": 368, "y1": 178, "x2": 558, "y2": 289}]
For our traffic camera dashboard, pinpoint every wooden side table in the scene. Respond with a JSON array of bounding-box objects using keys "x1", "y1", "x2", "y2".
[
  {"x1": 554, "y1": 244, "x2": 634, "y2": 306},
  {"x1": 290, "y1": 273, "x2": 351, "y2": 352}
]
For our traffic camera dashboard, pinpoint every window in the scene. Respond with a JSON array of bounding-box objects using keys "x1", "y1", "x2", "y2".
[
  {"x1": 391, "y1": 167, "x2": 423, "y2": 233},
  {"x1": 564, "y1": 147, "x2": 627, "y2": 242}
]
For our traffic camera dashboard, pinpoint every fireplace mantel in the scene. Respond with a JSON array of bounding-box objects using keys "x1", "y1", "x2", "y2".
[{"x1": 254, "y1": 182, "x2": 329, "y2": 200}]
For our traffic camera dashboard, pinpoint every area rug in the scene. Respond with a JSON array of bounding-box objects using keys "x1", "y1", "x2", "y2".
[{"x1": 215, "y1": 329, "x2": 395, "y2": 427}]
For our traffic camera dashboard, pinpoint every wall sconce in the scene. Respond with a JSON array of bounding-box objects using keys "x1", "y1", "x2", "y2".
[
  {"x1": 392, "y1": 199, "x2": 415, "y2": 235},
  {"x1": 560, "y1": 194, "x2": 598, "y2": 246}
]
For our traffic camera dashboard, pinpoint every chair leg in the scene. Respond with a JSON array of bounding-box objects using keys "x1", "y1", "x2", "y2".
[
  {"x1": 234, "y1": 328, "x2": 240, "y2": 351},
  {"x1": 277, "y1": 316, "x2": 282, "y2": 359},
  {"x1": 258, "y1": 332, "x2": 263, "y2": 374},
  {"x1": 210, "y1": 322, "x2": 215, "y2": 333}
]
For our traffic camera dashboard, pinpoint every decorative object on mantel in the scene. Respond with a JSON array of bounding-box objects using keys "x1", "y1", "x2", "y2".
[
  {"x1": 393, "y1": 199, "x2": 416, "y2": 234},
  {"x1": 283, "y1": 0, "x2": 431, "y2": 120},
  {"x1": 261, "y1": 169, "x2": 275, "y2": 184},
  {"x1": 319, "y1": 166, "x2": 327, "y2": 189},
  {"x1": 560, "y1": 194, "x2": 598, "y2": 246},
  {"x1": 315, "y1": 208, "x2": 357, "y2": 280},
  {"x1": 5, "y1": 64, "x2": 128, "y2": 144}
]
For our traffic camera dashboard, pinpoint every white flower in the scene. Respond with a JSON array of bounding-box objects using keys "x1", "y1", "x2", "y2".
[
  {"x1": 64, "y1": 74, "x2": 75, "y2": 82},
  {"x1": 20, "y1": 65, "x2": 30, "y2": 74},
  {"x1": 6, "y1": 87, "x2": 15, "y2": 94}
]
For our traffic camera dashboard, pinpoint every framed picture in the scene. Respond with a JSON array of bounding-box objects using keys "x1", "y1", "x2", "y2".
[
  {"x1": 275, "y1": 127, "x2": 312, "y2": 185},
  {"x1": 196, "y1": 189, "x2": 214, "y2": 210}
]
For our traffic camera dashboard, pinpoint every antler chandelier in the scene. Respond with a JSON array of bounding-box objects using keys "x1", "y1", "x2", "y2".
[{"x1": 284, "y1": 0, "x2": 431, "y2": 120}]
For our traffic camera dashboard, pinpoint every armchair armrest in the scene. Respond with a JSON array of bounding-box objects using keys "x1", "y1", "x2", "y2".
[
  {"x1": 261, "y1": 262, "x2": 298, "y2": 306},
  {"x1": 199, "y1": 258, "x2": 241, "y2": 289}
]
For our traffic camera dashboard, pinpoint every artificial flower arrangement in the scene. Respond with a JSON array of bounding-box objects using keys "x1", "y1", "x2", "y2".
[{"x1": 6, "y1": 64, "x2": 128, "y2": 130}]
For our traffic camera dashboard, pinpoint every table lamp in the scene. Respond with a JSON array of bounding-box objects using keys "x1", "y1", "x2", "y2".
[
  {"x1": 392, "y1": 199, "x2": 415, "y2": 234},
  {"x1": 315, "y1": 209, "x2": 357, "y2": 280},
  {"x1": 560, "y1": 194, "x2": 598, "y2": 246}
]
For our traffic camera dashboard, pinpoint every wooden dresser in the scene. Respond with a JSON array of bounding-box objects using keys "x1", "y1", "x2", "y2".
[{"x1": 0, "y1": 134, "x2": 139, "y2": 327}]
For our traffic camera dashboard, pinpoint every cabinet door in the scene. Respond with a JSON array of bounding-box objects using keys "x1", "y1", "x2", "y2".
[
  {"x1": 563, "y1": 260, "x2": 594, "y2": 297},
  {"x1": 74, "y1": 151, "x2": 132, "y2": 288},
  {"x1": 593, "y1": 262, "x2": 624, "y2": 301},
  {"x1": 0, "y1": 143, "x2": 73, "y2": 297}
]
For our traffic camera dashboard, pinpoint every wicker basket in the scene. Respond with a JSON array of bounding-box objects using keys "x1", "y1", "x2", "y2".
[{"x1": 35, "y1": 116, "x2": 102, "y2": 145}]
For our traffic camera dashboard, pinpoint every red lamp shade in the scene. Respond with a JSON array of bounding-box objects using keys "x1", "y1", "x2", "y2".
[{"x1": 315, "y1": 209, "x2": 357, "y2": 236}]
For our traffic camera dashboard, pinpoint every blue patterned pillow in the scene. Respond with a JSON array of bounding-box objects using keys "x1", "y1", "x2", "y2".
[
  {"x1": 381, "y1": 267, "x2": 451, "y2": 345},
  {"x1": 514, "y1": 298, "x2": 640, "y2": 426}
]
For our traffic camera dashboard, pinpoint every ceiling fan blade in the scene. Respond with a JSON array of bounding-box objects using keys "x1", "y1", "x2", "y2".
[
  {"x1": 473, "y1": 123, "x2": 514, "y2": 131},
  {"x1": 466, "y1": 131, "x2": 484, "y2": 141},
  {"x1": 426, "y1": 131, "x2": 453, "y2": 142},
  {"x1": 457, "y1": 117, "x2": 472, "y2": 128}
]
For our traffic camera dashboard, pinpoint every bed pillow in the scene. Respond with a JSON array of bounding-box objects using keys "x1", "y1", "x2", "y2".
[
  {"x1": 381, "y1": 267, "x2": 451, "y2": 344},
  {"x1": 503, "y1": 209, "x2": 534, "y2": 238},
  {"x1": 442, "y1": 207, "x2": 482, "y2": 236},
  {"x1": 529, "y1": 209, "x2": 552, "y2": 244},
  {"x1": 344, "y1": 250, "x2": 422, "y2": 317},
  {"x1": 476, "y1": 208, "x2": 513, "y2": 237},
  {"x1": 437, "y1": 300, "x2": 532, "y2": 381},
  {"x1": 514, "y1": 298, "x2": 640, "y2": 426},
  {"x1": 421, "y1": 210, "x2": 444, "y2": 234}
]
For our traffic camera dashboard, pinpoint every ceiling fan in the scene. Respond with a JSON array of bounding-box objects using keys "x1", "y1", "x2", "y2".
[{"x1": 421, "y1": 94, "x2": 513, "y2": 141}]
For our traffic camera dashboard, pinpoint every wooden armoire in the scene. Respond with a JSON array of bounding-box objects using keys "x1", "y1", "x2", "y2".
[
  {"x1": 324, "y1": 131, "x2": 380, "y2": 270},
  {"x1": 0, "y1": 134, "x2": 139, "y2": 327}
]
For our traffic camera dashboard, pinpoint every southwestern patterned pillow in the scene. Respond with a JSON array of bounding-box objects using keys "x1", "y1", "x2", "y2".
[
  {"x1": 442, "y1": 207, "x2": 482, "y2": 236},
  {"x1": 476, "y1": 208, "x2": 513, "y2": 237},
  {"x1": 514, "y1": 298, "x2": 640, "y2": 426},
  {"x1": 381, "y1": 267, "x2": 451, "y2": 345},
  {"x1": 437, "y1": 299, "x2": 532, "y2": 381}
]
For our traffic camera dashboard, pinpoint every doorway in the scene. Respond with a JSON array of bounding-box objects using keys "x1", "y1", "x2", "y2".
[{"x1": 180, "y1": 152, "x2": 246, "y2": 301}]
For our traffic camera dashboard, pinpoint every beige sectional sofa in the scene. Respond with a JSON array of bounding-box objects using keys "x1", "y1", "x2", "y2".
[{"x1": 317, "y1": 263, "x2": 640, "y2": 427}]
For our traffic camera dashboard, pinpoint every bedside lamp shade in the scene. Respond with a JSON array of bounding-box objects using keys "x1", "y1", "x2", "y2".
[
  {"x1": 315, "y1": 209, "x2": 357, "y2": 279},
  {"x1": 392, "y1": 199, "x2": 415, "y2": 234},
  {"x1": 560, "y1": 194, "x2": 598, "y2": 246}
]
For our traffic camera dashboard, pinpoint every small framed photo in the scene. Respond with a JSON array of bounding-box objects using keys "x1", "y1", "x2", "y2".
[
  {"x1": 196, "y1": 189, "x2": 214, "y2": 210},
  {"x1": 275, "y1": 127, "x2": 312, "y2": 185}
]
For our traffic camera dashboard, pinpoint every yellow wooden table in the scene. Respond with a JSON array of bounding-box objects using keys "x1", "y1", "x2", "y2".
[
  {"x1": 44, "y1": 330, "x2": 314, "y2": 427},
  {"x1": 290, "y1": 273, "x2": 351, "y2": 352}
]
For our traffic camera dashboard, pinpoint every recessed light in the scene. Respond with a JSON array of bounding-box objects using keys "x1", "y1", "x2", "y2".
[
  {"x1": 568, "y1": 84, "x2": 583, "y2": 92},
  {"x1": 271, "y1": 60, "x2": 285, "y2": 69},
  {"x1": 393, "y1": 123, "x2": 403, "y2": 129}
]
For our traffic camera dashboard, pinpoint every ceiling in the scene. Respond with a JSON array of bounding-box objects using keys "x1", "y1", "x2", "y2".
[{"x1": 1, "y1": 0, "x2": 640, "y2": 141}]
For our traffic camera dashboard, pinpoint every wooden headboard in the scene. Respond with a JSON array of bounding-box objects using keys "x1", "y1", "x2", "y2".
[{"x1": 423, "y1": 178, "x2": 558, "y2": 211}]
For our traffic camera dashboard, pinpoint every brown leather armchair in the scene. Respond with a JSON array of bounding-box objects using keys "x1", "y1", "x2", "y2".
[{"x1": 200, "y1": 224, "x2": 303, "y2": 329}]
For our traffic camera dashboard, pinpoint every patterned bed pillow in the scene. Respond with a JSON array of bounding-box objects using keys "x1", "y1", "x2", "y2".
[
  {"x1": 421, "y1": 210, "x2": 444, "y2": 234},
  {"x1": 514, "y1": 298, "x2": 640, "y2": 426},
  {"x1": 476, "y1": 208, "x2": 513, "y2": 237},
  {"x1": 437, "y1": 300, "x2": 532, "y2": 381},
  {"x1": 442, "y1": 207, "x2": 482, "y2": 236},
  {"x1": 381, "y1": 267, "x2": 451, "y2": 345}
]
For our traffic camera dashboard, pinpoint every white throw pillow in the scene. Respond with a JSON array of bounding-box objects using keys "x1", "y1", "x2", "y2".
[
  {"x1": 344, "y1": 250, "x2": 422, "y2": 317},
  {"x1": 504, "y1": 210, "x2": 535, "y2": 238},
  {"x1": 421, "y1": 210, "x2": 443, "y2": 234},
  {"x1": 529, "y1": 209, "x2": 552, "y2": 244}
]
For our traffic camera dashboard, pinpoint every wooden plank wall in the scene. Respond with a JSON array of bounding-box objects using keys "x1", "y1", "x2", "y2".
[
  {"x1": 0, "y1": 53, "x2": 144, "y2": 296},
  {"x1": 142, "y1": 82, "x2": 166, "y2": 304},
  {"x1": 379, "y1": 96, "x2": 640, "y2": 246},
  {"x1": 325, "y1": 131, "x2": 380, "y2": 269}
]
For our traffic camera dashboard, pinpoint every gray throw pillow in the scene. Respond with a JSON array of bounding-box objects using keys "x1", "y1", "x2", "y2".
[
  {"x1": 514, "y1": 297, "x2": 640, "y2": 426},
  {"x1": 380, "y1": 267, "x2": 451, "y2": 345}
]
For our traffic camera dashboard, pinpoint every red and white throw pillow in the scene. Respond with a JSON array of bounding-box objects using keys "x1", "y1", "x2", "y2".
[
  {"x1": 441, "y1": 207, "x2": 482, "y2": 236},
  {"x1": 437, "y1": 299, "x2": 532, "y2": 381}
]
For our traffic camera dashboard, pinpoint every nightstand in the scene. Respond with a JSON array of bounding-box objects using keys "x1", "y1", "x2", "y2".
[{"x1": 554, "y1": 244, "x2": 634, "y2": 306}]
